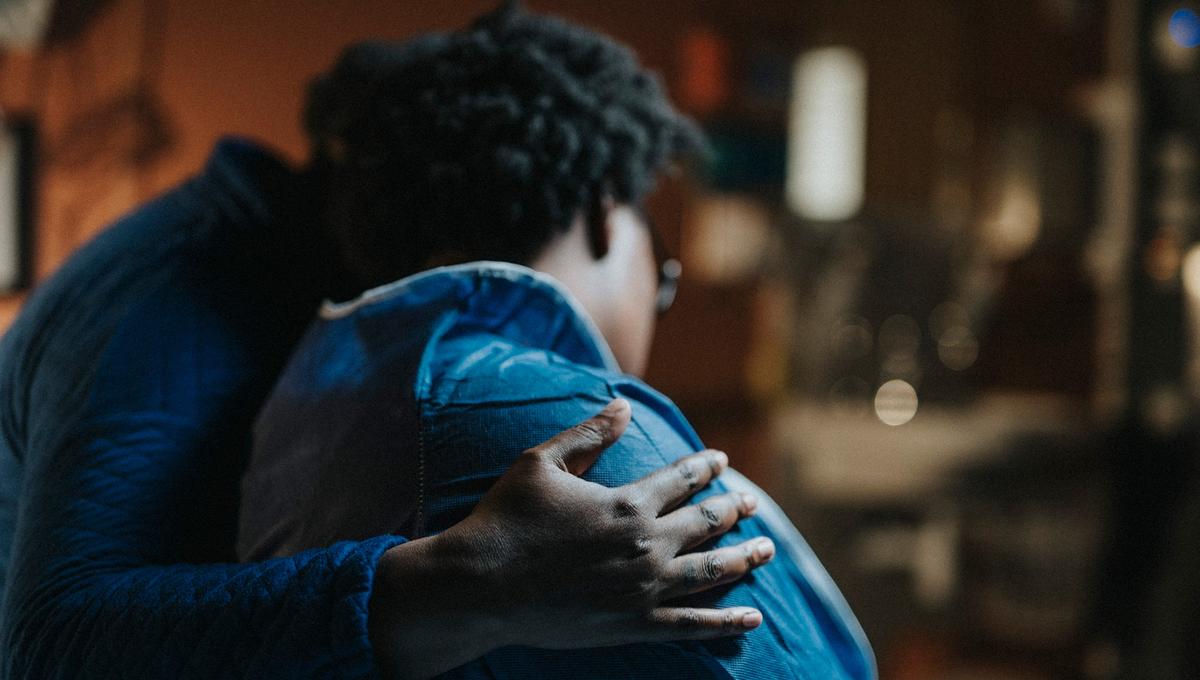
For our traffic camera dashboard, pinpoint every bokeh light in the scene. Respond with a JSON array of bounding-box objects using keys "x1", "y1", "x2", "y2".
[
  {"x1": 831, "y1": 316, "x2": 873, "y2": 360},
  {"x1": 1143, "y1": 384, "x2": 1188, "y2": 435},
  {"x1": 1144, "y1": 234, "x2": 1183, "y2": 284},
  {"x1": 981, "y1": 180, "x2": 1041, "y2": 260},
  {"x1": 937, "y1": 325, "x2": 979, "y2": 371},
  {"x1": 879, "y1": 314, "x2": 921, "y2": 357},
  {"x1": 1169, "y1": 8, "x2": 1200, "y2": 48},
  {"x1": 1181, "y1": 243, "x2": 1200, "y2": 297},
  {"x1": 874, "y1": 379, "x2": 919, "y2": 426},
  {"x1": 786, "y1": 46, "x2": 867, "y2": 221},
  {"x1": 929, "y1": 302, "x2": 970, "y2": 342}
]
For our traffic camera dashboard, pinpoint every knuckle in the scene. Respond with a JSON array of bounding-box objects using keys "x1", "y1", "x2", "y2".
[
  {"x1": 680, "y1": 557, "x2": 702, "y2": 588},
  {"x1": 677, "y1": 610, "x2": 704, "y2": 630},
  {"x1": 676, "y1": 458, "x2": 701, "y2": 490},
  {"x1": 742, "y1": 543, "x2": 756, "y2": 569},
  {"x1": 722, "y1": 610, "x2": 737, "y2": 632},
  {"x1": 613, "y1": 579, "x2": 655, "y2": 610},
  {"x1": 705, "y1": 451, "x2": 723, "y2": 476},
  {"x1": 699, "y1": 503, "x2": 723, "y2": 532},
  {"x1": 634, "y1": 578, "x2": 659, "y2": 604},
  {"x1": 630, "y1": 534, "x2": 657, "y2": 560},
  {"x1": 571, "y1": 421, "x2": 607, "y2": 447},
  {"x1": 702, "y1": 554, "x2": 725, "y2": 582},
  {"x1": 520, "y1": 445, "x2": 552, "y2": 466},
  {"x1": 611, "y1": 493, "x2": 644, "y2": 521}
]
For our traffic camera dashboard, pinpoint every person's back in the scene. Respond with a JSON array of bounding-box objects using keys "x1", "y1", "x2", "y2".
[
  {"x1": 0, "y1": 137, "x2": 423, "y2": 678},
  {"x1": 0, "y1": 136, "x2": 314, "y2": 601},
  {"x1": 240, "y1": 261, "x2": 872, "y2": 678}
]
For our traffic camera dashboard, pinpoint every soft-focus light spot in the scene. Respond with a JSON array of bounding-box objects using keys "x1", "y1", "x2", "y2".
[
  {"x1": 678, "y1": 27, "x2": 731, "y2": 115},
  {"x1": 786, "y1": 46, "x2": 867, "y2": 222},
  {"x1": 1160, "y1": 134, "x2": 1198, "y2": 172},
  {"x1": 929, "y1": 302, "x2": 970, "y2": 341},
  {"x1": 982, "y1": 180, "x2": 1041, "y2": 260},
  {"x1": 1170, "y1": 8, "x2": 1200, "y2": 48},
  {"x1": 831, "y1": 316, "x2": 873, "y2": 360},
  {"x1": 1143, "y1": 384, "x2": 1188, "y2": 435},
  {"x1": 874, "y1": 379, "x2": 918, "y2": 426},
  {"x1": 937, "y1": 325, "x2": 979, "y2": 371},
  {"x1": 1082, "y1": 642, "x2": 1121, "y2": 680},
  {"x1": 686, "y1": 194, "x2": 771, "y2": 283},
  {"x1": 1158, "y1": 195, "x2": 1196, "y2": 225},
  {"x1": 1145, "y1": 234, "x2": 1183, "y2": 283},
  {"x1": 881, "y1": 353, "x2": 922, "y2": 383},
  {"x1": 913, "y1": 509, "x2": 959, "y2": 608},
  {"x1": 1158, "y1": 7, "x2": 1200, "y2": 70},
  {"x1": 981, "y1": 122, "x2": 1042, "y2": 260},
  {"x1": 1182, "y1": 243, "x2": 1200, "y2": 297},
  {"x1": 879, "y1": 314, "x2": 921, "y2": 357},
  {"x1": 0, "y1": 127, "x2": 22, "y2": 290},
  {"x1": 0, "y1": 0, "x2": 54, "y2": 49}
]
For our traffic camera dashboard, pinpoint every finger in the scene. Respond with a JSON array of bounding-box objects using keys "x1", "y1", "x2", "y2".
[
  {"x1": 658, "y1": 492, "x2": 758, "y2": 552},
  {"x1": 659, "y1": 538, "x2": 776, "y2": 600},
  {"x1": 525, "y1": 398, "x2": 631, "y2": 476},
  {"x1": 639, "y1": 607, "x2": 763, "y2": 641},
  {"x1": 628, "y1": 449, "x2": 728, "y2": 514}
]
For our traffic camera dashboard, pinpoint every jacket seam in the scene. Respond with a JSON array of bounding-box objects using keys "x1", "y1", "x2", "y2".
[{"x1": 415, "y1": 404, "x2": 427, "y2": 538}]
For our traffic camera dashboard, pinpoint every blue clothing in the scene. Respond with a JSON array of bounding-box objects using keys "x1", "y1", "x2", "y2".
[
  {"x1": 240, "y1": 262, "x2": 875, "y2": 679},
  {"x1": 0, "y1": 138, "x2": 404, "y2": 678}
]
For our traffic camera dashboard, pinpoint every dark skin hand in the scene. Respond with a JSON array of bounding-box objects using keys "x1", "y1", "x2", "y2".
[{"x1": 369, "y1": 398, "x2": 776, "y2": 678}]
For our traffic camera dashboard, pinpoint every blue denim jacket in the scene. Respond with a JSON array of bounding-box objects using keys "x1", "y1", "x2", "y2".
[{"x1": 240, "y1": 262, "x2": 875, "y2": 679}]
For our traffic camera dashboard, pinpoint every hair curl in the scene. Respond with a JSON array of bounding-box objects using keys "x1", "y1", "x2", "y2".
[{"x1": 304, "y1": 2, "x2": 704, "y2": 286}]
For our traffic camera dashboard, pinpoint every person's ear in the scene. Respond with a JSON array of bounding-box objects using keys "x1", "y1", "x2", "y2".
[{"x1": 586, "y1": 191, "x2": 614, "y2": 260}]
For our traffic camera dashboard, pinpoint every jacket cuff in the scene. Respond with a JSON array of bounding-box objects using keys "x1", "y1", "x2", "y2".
[{"x1": 328, "y1": 535, "x2": 409, "y2": 678}]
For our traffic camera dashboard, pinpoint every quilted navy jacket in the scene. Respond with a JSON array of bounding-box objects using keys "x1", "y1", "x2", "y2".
[{"x1": 0, "y1": 138, "x2": 405, "y2": 678}]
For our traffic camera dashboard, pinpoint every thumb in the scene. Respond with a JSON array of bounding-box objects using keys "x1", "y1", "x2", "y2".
[{"x1": 529, "y1": 398, "x2": 631, "y2": 476}]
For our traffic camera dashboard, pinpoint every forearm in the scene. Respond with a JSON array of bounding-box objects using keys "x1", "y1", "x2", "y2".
[
  {"x1": 2, "y1": 536, "x2": 403, "y2": 679},
  {"x1": 5, "y1": 411, "x2": 407, "y2": 678}
]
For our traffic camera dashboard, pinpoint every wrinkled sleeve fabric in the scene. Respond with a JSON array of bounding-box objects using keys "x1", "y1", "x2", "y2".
[
  {"x1": 419, "y1": 350, "x2": 864, "y2": 679},
  {"x1": 0, "y1": 175, "x2": 406, "y2": 678}
]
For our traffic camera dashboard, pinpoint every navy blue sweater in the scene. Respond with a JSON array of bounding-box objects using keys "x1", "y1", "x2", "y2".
[{"x1": 0, "y1": 139, "x2": 404, "y2": 679}]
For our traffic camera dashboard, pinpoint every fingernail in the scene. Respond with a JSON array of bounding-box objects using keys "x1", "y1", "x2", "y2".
[
  {"x1": 741, "y1": 494, "x2": 758, "y2": 514},
  {"x1": 602, "y1": 398, "x2": 630, "y2": 416},
  {"x1": 741, "y1": 610, "x2": 763, "y2": 628},
  {"x1": 754, "y1": 539, "x2": 775, "y2": 562},
  {"x1": 713, "y1": 451, "x2": 728, "y2": 469}
]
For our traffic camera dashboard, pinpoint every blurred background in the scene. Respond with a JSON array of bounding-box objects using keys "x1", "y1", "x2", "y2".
[{"x1": 0, "y1": 0, "x2": 1198, "y2": 677}]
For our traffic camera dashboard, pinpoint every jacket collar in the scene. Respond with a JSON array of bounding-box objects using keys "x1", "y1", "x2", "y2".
[
  {"x1": 200, "y1": 137, "x2": 305, "y2": 230},
  {"x1": 321, "y1": 261, "x2": 621, "y2": 372}
]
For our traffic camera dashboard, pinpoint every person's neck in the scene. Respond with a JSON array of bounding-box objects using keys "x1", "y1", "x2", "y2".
[{"x1": 528, "y1": 230, "x2": 615, "y2": 347}]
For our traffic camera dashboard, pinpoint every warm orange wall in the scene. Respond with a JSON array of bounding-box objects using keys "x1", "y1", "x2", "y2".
[{"x1": 153, "y1": 0, "x2": 685, "y2": 178}]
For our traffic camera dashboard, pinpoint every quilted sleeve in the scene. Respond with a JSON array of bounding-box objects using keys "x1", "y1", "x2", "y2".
[
  {"x1": 3, "y1": 443, "x2": 403, "y2": 678},
  {"x1": 0, "y1": 260, "x2": 407, "y2": 679}
]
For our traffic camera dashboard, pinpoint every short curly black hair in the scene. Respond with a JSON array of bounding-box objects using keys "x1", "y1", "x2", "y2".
[{"x1": 304, "y1": 2, "x2": 704, "y2": 287}]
